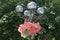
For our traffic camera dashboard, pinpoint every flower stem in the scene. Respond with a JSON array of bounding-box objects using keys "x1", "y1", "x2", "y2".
[
  {"x1": 28, "y1": 36, "x2": 32, "y2": 40},
  {"x1": 30, "y1": 36, "x2": 31, "y2": 40}
]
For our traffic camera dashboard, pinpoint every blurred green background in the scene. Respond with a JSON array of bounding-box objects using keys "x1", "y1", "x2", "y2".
[{"x1": 0, "y1": 0, "x2": 60, "y2": 40}]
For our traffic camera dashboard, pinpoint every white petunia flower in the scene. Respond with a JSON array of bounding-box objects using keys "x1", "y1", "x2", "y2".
[
  {"x1": 16, "y1": 5, "x2": 23, "y2": 12},
  {"x1": 37, "y1": 7, "x2": 44, "y2": 14},
  {"x1": 27, "y1": 2, "x2": 37, "y2": 9},
  {"x1": 24, "y1": 10, "x2": 31, "y2": 16}
]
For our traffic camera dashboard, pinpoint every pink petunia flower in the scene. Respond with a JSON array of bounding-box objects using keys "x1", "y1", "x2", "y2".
[
  {"x1": 29, "y1": 22, "x2": 42, "y2": 36},
  {"x1": 18, "y1": 22, "x2": 42, "y2": 36}
]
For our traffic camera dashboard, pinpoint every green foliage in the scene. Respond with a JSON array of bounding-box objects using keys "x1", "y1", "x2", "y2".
[{"x1": 0, "y1": 0, "x2": 60, "y2": 40}]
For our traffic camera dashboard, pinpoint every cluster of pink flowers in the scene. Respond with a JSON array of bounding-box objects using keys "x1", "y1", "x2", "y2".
[{"x1": 18, "y1": 22, "x2": 42, "y2": 36}]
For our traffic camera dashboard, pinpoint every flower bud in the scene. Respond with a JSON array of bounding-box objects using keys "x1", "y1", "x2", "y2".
[
  {"x1": 27, "y1": 2, "x2": 37, "y2": 9},
  {"x1": 16, "y1": 5, "x2": 23, "y2": 12},
  {"x1": 37, "y1": 7, "x2": 44, "y2": 14}
]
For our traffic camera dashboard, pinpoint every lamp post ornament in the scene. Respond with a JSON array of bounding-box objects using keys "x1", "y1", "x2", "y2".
[{"x1": 16, "y1": 1, "x2": 44, "y2": 40}]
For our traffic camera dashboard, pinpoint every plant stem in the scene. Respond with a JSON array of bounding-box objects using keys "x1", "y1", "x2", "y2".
[
  {"x1": 28, "y1": 36, "x2": 32, "y2": 40},
  {"x1": 30, "y1": 36, "x2": 31, "y2": 40}
]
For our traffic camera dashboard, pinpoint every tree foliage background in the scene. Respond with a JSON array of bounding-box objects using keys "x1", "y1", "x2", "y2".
[{"x1": 0, "y1": 0, "x2": 60, "y2": 40}]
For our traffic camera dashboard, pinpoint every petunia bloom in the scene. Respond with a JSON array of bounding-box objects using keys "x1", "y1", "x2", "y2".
[{"x1": 18, "y1": 22, "x2": 42, "y2": 36}]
